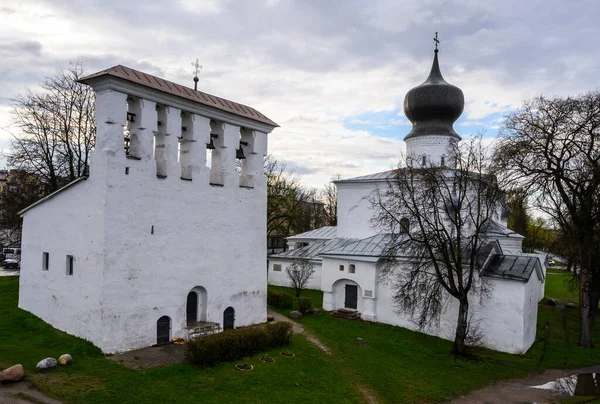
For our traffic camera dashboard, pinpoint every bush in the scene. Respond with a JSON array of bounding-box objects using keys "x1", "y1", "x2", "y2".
[
  {"x1": 296, "y1": 297, "x2": 312, "y2": 314},
  {"x1": 185, "y1": 322, "x2": 293, "y2": 367},
  {"x1": 267, "y1": 289, "x2": 294, "y2": 309},
  {"x1": 266, "y1": 322, "x2": 292, "y2": 346}
]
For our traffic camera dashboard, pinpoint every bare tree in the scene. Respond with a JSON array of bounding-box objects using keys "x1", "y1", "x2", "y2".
[
  {"x1": 286, "y1": 259, "x2": 315, "y2": 297},
  {"x1": 370, "y1": 137, "x2": 502, "y2": 356},
  {"x1": 320, "y1": 174, "x2": 340, "y2": 226},
  {"x1": 492, "y1": 92, "x2": 600, "y2": 348},
  {"x1": 6, "y1": 60, "x2": 95, "y2": 192},
  {"x1": 265, "y1": 155, "x2": 320, "y2": 238}
]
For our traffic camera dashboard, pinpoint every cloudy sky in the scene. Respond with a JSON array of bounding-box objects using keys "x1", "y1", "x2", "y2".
[{"x1": 1, "y1": 0, "x2": 598, "y2": 188}]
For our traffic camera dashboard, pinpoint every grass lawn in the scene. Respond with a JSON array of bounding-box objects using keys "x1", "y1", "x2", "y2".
[
  {"x1": 0, "y1": 277, "x2": 363, "y2": 404},
  {"x1": 271, "y1": 285, "x2": 600, "y2": 403},
  {"x1": 545, "y1": 272, "x2": 578, "y2": 303}
]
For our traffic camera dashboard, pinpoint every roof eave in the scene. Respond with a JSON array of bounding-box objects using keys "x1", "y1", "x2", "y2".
[{"x1": 78, "y1": 70, "x2": 279, "y2": 131}]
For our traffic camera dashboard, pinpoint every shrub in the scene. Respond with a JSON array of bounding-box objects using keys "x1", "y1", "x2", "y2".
[
  {"x1": 267, "y1": 289, "x2": 294, "y2": 309},
  {"x1": 185, "y1": 322, "x2": 293, "y2": 367},
  {"x1": 297, "y1": 297, "x2": 312, "y2": 314},
  {"x1": 266, "y1": 322, "x2": 292, "y2": 346}
]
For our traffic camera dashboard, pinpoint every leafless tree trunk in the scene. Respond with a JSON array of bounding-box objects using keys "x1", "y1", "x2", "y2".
[
  {"x1": 370, "y1": 137, "x2": 501, "y2": 356},
  {"x1": 492, "y1": 92, "x2": 600, "y2": 348}
]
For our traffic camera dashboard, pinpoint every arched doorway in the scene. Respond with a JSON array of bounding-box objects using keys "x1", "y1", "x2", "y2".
[
  {"x1": 156, "y1": 316, "x2": 171, "y2": 345},
  {"x1": 223, "y1": 307, "x2": 235, "y2": 330},
  {"x1": 186, "y1": 292, "x2": 198, "y2": 325}
]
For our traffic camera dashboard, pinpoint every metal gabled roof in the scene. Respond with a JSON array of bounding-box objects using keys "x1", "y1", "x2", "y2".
[
  {"x1": 334, "y1": 170, "x2": 397, "y2": 184},
  {"x1": 79, "y1": 65, "x2": 278, "y2": 128},
  {"x1": 482, "y1": 254, "x2": 541, "y2": 282},
  {"x1": 287, "y1": 226, "x2": 337, "y2": 240},
  {"x1": 271, "y1": 238, "x2": 358, "y2": 260},
  {"x1": 321, "y1": 234, "x2": 393, "y2": 257}
]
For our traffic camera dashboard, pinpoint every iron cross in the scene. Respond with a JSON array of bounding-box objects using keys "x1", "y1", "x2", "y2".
[
  {"x1": 434, "y1": 32, "x2": 440, "y2": 51},
  {"x1": 191, "y1": 58, "x2": 202, "y2": 90}
]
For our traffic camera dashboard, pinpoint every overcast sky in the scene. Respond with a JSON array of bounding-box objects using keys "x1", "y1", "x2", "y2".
[{"x1": 1, "y1": 0, "x2": 599, "y2": 188}]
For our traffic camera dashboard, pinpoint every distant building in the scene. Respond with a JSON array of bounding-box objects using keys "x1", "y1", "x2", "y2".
[
  {"x1": 18, "y1": 65, "x2": 277, "y2": 353},
  {"x1": 269, "y1": 50, "x2": 545, "y2": 354}
]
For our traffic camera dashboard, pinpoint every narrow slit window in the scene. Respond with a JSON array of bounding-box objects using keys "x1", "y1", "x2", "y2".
[
  {"x1": 422, "y1": 156, "x2": 427, "y2": 166},
  {"x1": 42, "y1": 252, "x2": 49, "y2": 271},
  {"x1": 66, "y1": 255, "x2": 74, "y2": 275},
  {"x1": 441, "y1": 156, "x2": 445, "y2": 166}
]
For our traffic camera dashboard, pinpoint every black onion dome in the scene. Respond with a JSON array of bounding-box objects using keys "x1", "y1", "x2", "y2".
[{"x1": 403, "y1": 50, "x2": 464, "y2": 141}]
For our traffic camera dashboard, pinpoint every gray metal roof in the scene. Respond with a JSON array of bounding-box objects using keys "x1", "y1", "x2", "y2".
[
  {"x1": 321, "y1": 234, "x2": 394, "y2": 257},
  {"x1": 271, "y1": 237, "x2": 358, "y2": 260},
  {"x1": 484, "y1": 221, "x2": 524, "y2": 239},
  {"x1": 483, "y1": 255, "x2": 541, "y2": 282},
  {"x1": 79, "y1": 65, "x2": 278, "y2": 128},
  {"x1": 335, "y1": 170, "x2": 397, "y2": 184},
  {"x1": 287, "y1": 226, "x2": 337, "y2": 240}
]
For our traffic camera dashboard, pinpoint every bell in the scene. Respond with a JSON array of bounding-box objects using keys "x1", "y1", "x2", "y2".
[
  {"x1": 206, "y1": 138, "x2": 216, "y2": 150},
  {"x1": 236, "y1": 147, "x2": 246, "y2": 160}
]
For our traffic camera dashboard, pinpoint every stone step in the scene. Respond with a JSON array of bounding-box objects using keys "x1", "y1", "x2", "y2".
[{"x1": 332, "y1": 309, "x2": 361, "y2": 320}]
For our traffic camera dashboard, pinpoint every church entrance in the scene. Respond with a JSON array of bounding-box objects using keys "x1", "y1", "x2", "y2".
[
  {"x1": 186, "y1": 292, "x2": 198, "y2": 325},
  {"x1": 223, "y1": 307, "x2": 235, "y2": 330},
  {"x1": 344, "y1": 284, "x2": 358, "y2": 309},
  {"x1": 156, "y1": 316, "x2": 171, "y2": 345}
]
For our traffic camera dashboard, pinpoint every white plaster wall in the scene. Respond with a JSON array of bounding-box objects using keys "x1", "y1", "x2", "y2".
[
  {"x1": 20, "y1": 87, "x2": 271, "y2": 353},
  {"x1": 97, "y1": 137, "x2": 268, "y2": 352},
  {"x1": 19, "y1": 178, "x2": 105, "y2": 347},
  {"x1": 405, "y1": 136, "x2": 456, "y2": 167},
  {"x1": 267, "y1": 259, "x2": 322, "y2": 290},
  {"x1": 320, "y1": 257, "x2": 534, "y2": 354},
  {"x1": 522, "y1": 273, "x2": 542, "y2": 350},
  {"x1": 336, "y1": 182, "x2": 379, "y2": 239}
]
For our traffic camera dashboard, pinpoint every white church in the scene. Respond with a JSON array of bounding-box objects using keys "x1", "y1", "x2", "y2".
[
  {"x1": 269, "y1": 49, "x2": 546, "y2": 354},
  {"x1": 18, "y1": 65, "x2": 277, "y2": 353}
]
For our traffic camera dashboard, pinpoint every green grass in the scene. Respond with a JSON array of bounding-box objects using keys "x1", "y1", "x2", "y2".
[
  {"x1": 0, "y1": 277, "x2": 362, "y2": 404},
  {"x1": 5, "y1": 277, "x2": 600, "y2": 404},
  {"x1": 545, "y1": 272, "x2": 578, "y2": 303},
  {"x1": 271, "y1": 285, "x2": 600, "y2": 403}
]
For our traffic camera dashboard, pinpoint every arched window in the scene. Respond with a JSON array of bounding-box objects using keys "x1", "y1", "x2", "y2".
[
  {"x1": 349, "y1": 264, "x2": 356, "y2": 274},
  {"x1": 400, "y1": 217, "x2": 410, "y2": 234}
]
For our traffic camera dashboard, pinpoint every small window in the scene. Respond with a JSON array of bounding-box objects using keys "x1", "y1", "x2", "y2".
[
  {"x1": 42, "y1": 252, "x2": 49, "y2": 271},
  {"x1": 422, "y1": 156, "x2": 427, "y2": 166},
  {"x1": 273, "y1": 264, "x2": 282, "y2": 272},
  {"x1": 339, "y1": 265, "x2": 344, "y2": 271},
  {"x1": 400, "y1": 217, "x2": 410, "y2": 234},
  {"x1": 440, "y1": 156, "x2": 445, "y2": 166},
  {"x1": 349, "y1": 264, "x2": 356, "y2": 274},
  {"x1": 66, "y1": 255, "x2": 74, "y2": 275}
]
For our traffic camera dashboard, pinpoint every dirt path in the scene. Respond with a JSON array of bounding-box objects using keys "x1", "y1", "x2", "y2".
[
  {"x1": 0, "y1": 381, "x2": 61, "y2": 404},
  {"x1": 452, "y1": 365, "x2": 600, "y2": 404}
]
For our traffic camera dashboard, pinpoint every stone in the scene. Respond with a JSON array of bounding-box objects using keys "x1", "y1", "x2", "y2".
[
  {"x1": 267, "y1": 315, "x2": 275, "y2": 322},
  {"x1": 546, "y1": 298, "x2": 556, "y2": 306},
  {"x1": 308, "y1": 308, "x2": 324, "y2": 316},
  {"x1": 58, "y1": 354, "x2": 73, "y2": 365},
  {"x1": 289, "y1": 311, "x2": 303, "y2": 319},
  {"x1": 0, "y1": 364, "x2": 25, "y2": 383},
  {"x1": 566, "y1": 302, "x2": 577, "y2": 309},
  {"x1": 356, "y1": 337, "x2": 364, "y2": 341},
  {"x1": 36, "y1": 357, "x2": 57, "y2": 370}
]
